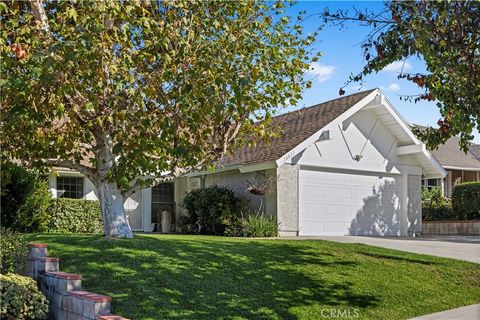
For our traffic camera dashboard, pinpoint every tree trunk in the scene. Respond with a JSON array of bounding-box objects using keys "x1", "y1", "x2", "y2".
[{"x1": 96, "y1": 180, "x2": 133, "y2": 238}]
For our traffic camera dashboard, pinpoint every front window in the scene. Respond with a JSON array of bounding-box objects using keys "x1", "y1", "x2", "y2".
[
  {"x1": 151, "y1": 183, "x2": 175, "y2": 224},
  {"x1": 57, "y1": 176, "x2": 84, "y2": 199},
  {"x1": 422, "y1": 178, "x2": 439, "y2": 190}
]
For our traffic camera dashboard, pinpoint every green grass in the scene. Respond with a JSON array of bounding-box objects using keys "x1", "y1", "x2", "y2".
[{"x1": 26, "y1": 234, "x2": 480, "y2": 320}]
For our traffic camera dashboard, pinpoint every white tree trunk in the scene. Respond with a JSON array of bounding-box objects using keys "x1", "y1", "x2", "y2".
[{"x1": 96, "y1": 180, "x2": 133, "y2": 238}]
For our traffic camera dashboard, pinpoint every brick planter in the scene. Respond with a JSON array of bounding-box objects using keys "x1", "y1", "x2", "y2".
[
  {"x1": 422, "y1": 220, "x2": 480, "y2": 235},
  {"x1": 27, "y1": 243, "x2": 129, "y2": 320}
]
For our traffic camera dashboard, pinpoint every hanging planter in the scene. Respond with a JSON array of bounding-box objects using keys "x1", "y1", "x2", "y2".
[{"x1": 247, "y1": 185, "x2": 267, "y2": 196}]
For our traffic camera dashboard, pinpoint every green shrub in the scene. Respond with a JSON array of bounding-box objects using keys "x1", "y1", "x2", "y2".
[
  {"x1": 1, "y1": 163, "x2": 53, "y2": 232},
  {"x1": 14, "y1": 179, "x2": 52, "y2": 232},
  {"x1": 224, "y1": 213, "x2": 278, "y2": 237},
  {"x1": 422, "y1": 187, "x2": 449, "y2": 208},
  {"x1": 422, "y1": 206, "x2": 456, "y2": 221},
  {"x1": 47, "y1": 198, "x2": 104, "y2": 233},
  {"x1": 452, "y1": 182, "x2": 480, "y2": 220},
  {"x1": 0, "y1": 228, "x2": 26, "y2": 274},
  {"x1": 0, "y1": 273, "x2": 48, "y2": 320},
  {"x1": 182, "y1": 186, "x2": 241, "y2": 235},
  {"x1": 242, "y1": 214, "x2": 278, "y2": 237},
  {"x1": 421, "y1": 187, "x2": 456, "y2": 221},
  {"x1": 0, "y1": 163, "x2": 38, "y2": 229}
]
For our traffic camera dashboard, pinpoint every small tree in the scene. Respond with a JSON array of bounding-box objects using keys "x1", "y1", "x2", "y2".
[
  {"x1": 321, "y1": 1, "x2": 480, "y2": 151},
  {"x1": 1, "y1": 1, "x2": 318, "y2": 237}
]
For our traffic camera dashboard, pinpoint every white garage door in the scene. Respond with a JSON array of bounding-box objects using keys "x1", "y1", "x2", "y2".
[{"x1": 299, "y1": 169, "x2": 401, "y2": 236}]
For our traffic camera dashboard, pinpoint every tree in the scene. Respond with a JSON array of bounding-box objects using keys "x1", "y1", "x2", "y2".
[
  {"x1": 0, "y1": 1, "x2": 318, "y2": 237},
  {"x1": 321, "y1": 1, "x2": 479, "y2": 151}
]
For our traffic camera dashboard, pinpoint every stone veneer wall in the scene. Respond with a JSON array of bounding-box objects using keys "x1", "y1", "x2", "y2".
[
  {"x1": 422, "y1": 220, "x2": 480, "y2": 236},
  {"x1": 27, "y1": 243, "x2": 128, "y2": 320}
]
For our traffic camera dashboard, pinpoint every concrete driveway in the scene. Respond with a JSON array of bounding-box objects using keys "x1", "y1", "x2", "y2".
[{"x1": 298, "y1": 236, "x2": 480, "y2": 263}]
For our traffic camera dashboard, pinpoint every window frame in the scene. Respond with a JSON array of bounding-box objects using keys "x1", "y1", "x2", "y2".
[
  {"x1": 151, "y1": 182, "x2": 175, "y2": 224},
  {"x1": 56, "y1": 175, "x2": 85, "y2": 199}
]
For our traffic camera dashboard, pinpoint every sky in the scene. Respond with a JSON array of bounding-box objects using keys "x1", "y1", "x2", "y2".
[{"x1": 282, "y1": 1, "x2": 480, "y2": 143}]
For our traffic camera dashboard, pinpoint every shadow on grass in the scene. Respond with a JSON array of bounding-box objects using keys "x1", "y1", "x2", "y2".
[
  {"x1": 354, "y1": 250, "x2": 440, "y2": 266},
  {"x1": 30, "y1": 234, "x2": 381, "y2": 320}
]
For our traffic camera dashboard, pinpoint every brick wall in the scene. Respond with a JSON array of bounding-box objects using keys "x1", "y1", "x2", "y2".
[
  {"x1": 27, "y1": 243, "x2": 128, "y2": 320},
  {"x1": 422, "y1": 220, "x2": 480, "y2": 236}
]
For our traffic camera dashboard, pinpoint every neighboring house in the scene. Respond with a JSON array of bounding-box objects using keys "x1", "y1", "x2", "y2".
[
  {"x1": 47, "y1": 89, "x2": 445, "y2": 237},
  {"x1": 415, "y1": 132, "x2": 480, "y2": 197}
]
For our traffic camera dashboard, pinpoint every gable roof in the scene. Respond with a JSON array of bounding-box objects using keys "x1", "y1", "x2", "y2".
[
  {"x1": 412, "y1": 125, "x2": 480, "y2": 170},
  {"x1": 470, "y1": 144, "x2": 480, "y2": 161},
  {"x1": 429, "y1": 137, "x2": 480, "y2": 170},
  {"x1": 220, "y1": 89, "x2": 376, "y2": 167}
]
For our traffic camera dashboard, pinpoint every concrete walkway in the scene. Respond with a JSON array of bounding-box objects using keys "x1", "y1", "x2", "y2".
[
  {"x1": 409, "y1": 304, "x2": 480, "y2": 320},
  {"x1": 295, "y1": 236, "x2": 480, "y2": 263}
]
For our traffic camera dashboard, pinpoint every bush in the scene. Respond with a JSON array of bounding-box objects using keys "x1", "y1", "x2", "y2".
[
  {"x1": 0, "y1": 163, "x2": 38, "y2": 229},
  {"x1": 47, "y1": 198, "x2": 104, "y2": 233},
  {"x1": 225, "y1": 213, "x2": 278, "y2": 237},
  {"x1": 242, "y1": 214, "x2": 278, "y2": 237},
  {"x1": 452, "y1": 182, "x2": 480, "y2": 220},
  {"x1": 182, "y1": 186, "x2": 241, "y2": 235},
  {"x1": 0, "y1": 228, "x2": 26, "y2": 274},
  {"x1": 0, "y1": 273, "x2": 48, "y2": 320},
  {"x1": 422, "y1": 206, "x2": 456, "y2": 221},
  {"x1": 14, "y1": 180, "x2": 52, "y2": 232},
  {"x1": 1, "y1": 162, "x2": 53, "y2": 232},
  {"x1": 422, "y1": 187, "x2": 449, "y2": 208},
  {"x1": 421, "y1": 187, "x2": 455, "y2": 221}
]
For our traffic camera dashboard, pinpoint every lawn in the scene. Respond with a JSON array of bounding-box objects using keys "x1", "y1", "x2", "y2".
[{"x1": 25, "y1": 234, "x2": 480, "y2": 320}]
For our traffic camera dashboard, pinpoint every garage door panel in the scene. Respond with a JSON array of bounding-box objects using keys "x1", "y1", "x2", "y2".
[
  {"x1": 299, "y1": 204, "x2": 325, "y2": 220},
  {"x1": 325, "y1": 187, "x2": 352, "y2": 200},
  {"x1": 299, "y1": 169, "x2": 401, "y2": 236},
  {"x1": 325, "y1": 172, "x2": 351, "y2": 184},
  {"x1": 324, "y1": 222, "x2": 352, "y2": 235},
  {"x1": 300, "y1": 186, "x2": 326, "y2": 201},
  {"x1": 300, "y1": 174, "x2": 326, "y2": 186},
  {"x1": 300, "y1": 222, "x2": 326, "y2": 235}
]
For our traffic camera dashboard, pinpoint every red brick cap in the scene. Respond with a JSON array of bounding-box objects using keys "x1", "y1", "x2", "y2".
[
  {"x1": 45, "y1": 271, "x2": 82, "y2": 280},
  {"x1": 96, "y1": 315, "x2": 130, "y2": 320},
  {"x1": 28, "y1": 243, "x2": 48, "y2": 248},
  {"x1": 36, "y1": 257, "x2": 60, "y2": 262},
  {"x1": 70, "y1": 290, "x2": 112, "y2": 302}
]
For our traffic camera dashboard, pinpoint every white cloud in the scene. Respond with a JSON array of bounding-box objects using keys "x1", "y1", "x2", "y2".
[
  {"x1": 380, "y1": 83, "x2": 401, "y2": 92},
  {"x1": 383, "y1": 61, "x2": 412, "y2": 73},
  {"x1": 388, "y1": 83, "x2": 400, "y2": 91},
  {"x1": 306, "y1": 62, "x2": 336, "y2": 83}
]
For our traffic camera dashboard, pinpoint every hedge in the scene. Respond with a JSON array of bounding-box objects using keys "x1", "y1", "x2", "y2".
[
  {"x1": 422, "y1": 206, "x2": 456, "y2": 221},
  {"x1": 0, "y1": 162, "x2": 50, "y2": 231},
  {"x1": 451, "y1": 181, "x2": 480, "y2": 220},
  {"x1": 0, "y1": 273, "x2": 48, "y2": 320},
  {"x1": 0, "y1": 228, "x2": 26, "y2": 274},
  {"x1": 47, "y1": 198, "x2": 104, "y2": 234}
]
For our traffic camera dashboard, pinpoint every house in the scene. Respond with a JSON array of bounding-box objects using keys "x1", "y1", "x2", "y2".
[
  {"x1": 47, "y1": 89, "x2": 446, "y2": 237},
  {"x1": 415, "y1": 130, "x2": 480, "y2": 197}
]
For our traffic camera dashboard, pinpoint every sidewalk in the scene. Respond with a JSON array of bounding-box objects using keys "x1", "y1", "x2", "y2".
[{"x1": 410, "y1": 304, "x2": 480, "y2": 320}]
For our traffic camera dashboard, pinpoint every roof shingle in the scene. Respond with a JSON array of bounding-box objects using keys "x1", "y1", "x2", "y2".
[
  {"x1": 429, "y1": 137, "x2": 480, "y2": 169},
  {"x1": 221, "y1": 89, "x2": 376, "y2": 167},
  {"x1": 413, "y1": 125, "x2": 480, "y2": 170}
]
